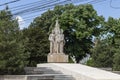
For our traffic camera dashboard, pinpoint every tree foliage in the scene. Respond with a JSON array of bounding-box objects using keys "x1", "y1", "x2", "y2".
[
  {"x1": 90, "y1": 38, "x2": 114, "y2": 67},
  {"x1": 0, "y1": 8, "x2": 28, "y2": 74},
  {"x1": 90, "y1": 17, "x2": 120, "y2": 70},
  {"x1": 105, "y1": 17, "x2": 120, "y2": 70},
  {"x1": 22, "y1": 26, "x2": 49, "y2": 67}
]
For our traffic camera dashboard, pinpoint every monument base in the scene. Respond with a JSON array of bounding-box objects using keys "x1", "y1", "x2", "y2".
[{"x1": 47, "y1": 53, "x2": 68, "y2": 63}]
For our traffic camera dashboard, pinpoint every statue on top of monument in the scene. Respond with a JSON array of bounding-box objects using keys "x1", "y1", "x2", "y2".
[
  {"x1": 54, "y1": 19, "x2": 61, "y2": 34},
  {"x1": 49, "y1": 19, "x2": 65, "y2": 54},
  {"x1": 49, "y1": 30, "x2": 55, "y2": 53},
  {"x1": 59, "y1": 29, "x2": 65, "y2": 53}
]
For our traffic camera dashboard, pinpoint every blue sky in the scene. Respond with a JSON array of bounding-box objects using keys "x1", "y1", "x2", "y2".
[
  {"x1": 92, "y1": 0, "x2": 120, "y2": 19},
  {"x1": 0, "y1": 0, "x2": 120, "y2": 29}
]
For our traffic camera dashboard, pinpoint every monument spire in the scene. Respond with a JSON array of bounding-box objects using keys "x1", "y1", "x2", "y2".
[
  {"x1": 54, "y1": 19, "x2": 60, "y2": 34},
  {"x1": 55, "y1": 19, "x2": 60, "y2": 28}
]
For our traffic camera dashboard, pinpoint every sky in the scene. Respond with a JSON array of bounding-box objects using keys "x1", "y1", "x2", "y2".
[{"x1": 0, "y1": 0, "x2": 120, "y2": 29}]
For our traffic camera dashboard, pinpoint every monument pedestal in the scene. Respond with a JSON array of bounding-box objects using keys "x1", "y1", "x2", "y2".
[{"x1": 47, "y1": 53, "x2": 68, "y2": 63}]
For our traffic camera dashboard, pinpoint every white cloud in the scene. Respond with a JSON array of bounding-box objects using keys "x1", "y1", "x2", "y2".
[{"x1": 16, "y1": 16, "x2": 26, "y2": 30}]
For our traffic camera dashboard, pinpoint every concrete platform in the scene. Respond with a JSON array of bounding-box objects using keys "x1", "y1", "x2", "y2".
[{"x1": 37, "y1": 63, "x2": 120, "y2": 80}]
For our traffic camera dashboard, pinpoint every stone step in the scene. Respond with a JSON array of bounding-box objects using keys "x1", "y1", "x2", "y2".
[
  {"x1": 24, "y1": 67, "x2": 52, "y2": 72},
  {"x1": 27, "y1": 74, "x2": 74, "y2": 80},
  {"x1": 25, "y1": 70, "x2": 62, "y2": 75},
  {"x1": 25, "y1": 71, "x2": 62, "y2": 75},
  {"x1": 24, "y1": 67, "x2": 74, "y2": 80},
  {"x1": 54, "y1": 75, "x2": 74, "y2": 80},
  {"x1": 24, "y1": 67, "x2": 62, "y2": 75}
]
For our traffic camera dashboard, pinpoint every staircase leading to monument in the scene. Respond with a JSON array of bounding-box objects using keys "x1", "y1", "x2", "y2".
[
  {"x1": 24, "y1": 67, "x2": 62, "y2": 75},
  {"x1": 24, "y1": 67, "x2": 75, "y2": 80}
]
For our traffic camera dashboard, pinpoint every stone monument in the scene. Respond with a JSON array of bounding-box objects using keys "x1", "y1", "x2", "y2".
[{"x1": 47, "y1": 20, "x2": 68, "y2": 63}]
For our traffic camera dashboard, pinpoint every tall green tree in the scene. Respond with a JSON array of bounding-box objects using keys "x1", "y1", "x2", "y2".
[
  {"x1": 0, "y1": 8, "x2": 28, "y2": 74},
  {"x1": 31, "y1": 4, "x2": 104, "y2": 63},
  {"x1": 90, "y1": 38, "x2": 114, "y2": 67},
  {"x1": 90, "y1": 17, "x2": 120, "y2": 70},
  {"x1": 113, "y1": 53, "x2": 120, "y2": 71},
  {"x1": 105, "y1": 17, "x2": 120, "y2": 70},
  {"x1": 22, "y1": 26, "x2": 49, "y2": 67}
]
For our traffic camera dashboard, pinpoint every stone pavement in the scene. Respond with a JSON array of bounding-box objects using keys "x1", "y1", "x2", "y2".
[{"x1": 37, "y1": 63, "x2": 120, "y2": 80}]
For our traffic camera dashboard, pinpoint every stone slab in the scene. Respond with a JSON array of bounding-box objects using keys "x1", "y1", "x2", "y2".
[
  {"x1": 0, "y1": 75, "x2": 27, "y2": 80},
  {"x1": 47, "y1": 53, "x2": 68, "y2": 63},
  {"x1": 37, "y1": 63, "x2": 120, "y2": 80},
  {"x1": 0, "y1": 74, "x2": 73, "y2": 80}
]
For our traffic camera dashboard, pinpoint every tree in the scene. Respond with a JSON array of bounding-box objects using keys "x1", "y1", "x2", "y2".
[
  {"x1": 31, "y1": 4, "x2": 104, "y2": 63},
  {"x1": 90, "y1": 38, "x2": 114, "y2": 67},
  {"x1": 0, "y1": 8, "x2": 28, "y2": 74},
  {"x1": 113, "y1": 50, "x2": 120, "y2": 70},
  {"x1": 104, "y1": 17, "x2": 120, "y2": 70},
  {"x1": 22, "y1": 26, "x2": 49, "y2": 67},
  {"x1": 89, "y1": 17, "x2": 120, "y2": 70}
]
